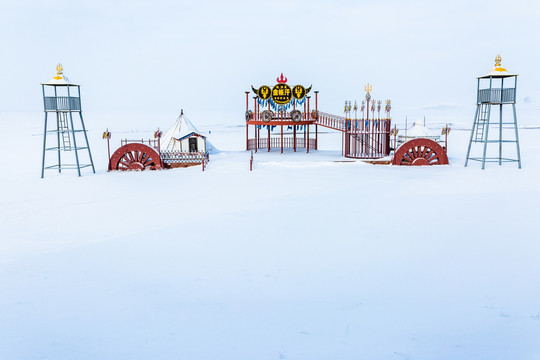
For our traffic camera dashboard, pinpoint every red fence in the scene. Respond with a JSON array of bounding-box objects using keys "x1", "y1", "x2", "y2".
[
  {"x1": 247, "y1": 137, "x2": 316, "y2": 150},
  {"x1": 344, "y1": 119, "x2": 391, "y2": 159},
  {"x1": 314, "y1": 111, "x2": 391, "y2": 159},
  {"x1": 160, "y1": 151, "x2": 208, "y2": 164},
  {"x1": 121, "y1": 139, "x2": 160, "y2": 151}
]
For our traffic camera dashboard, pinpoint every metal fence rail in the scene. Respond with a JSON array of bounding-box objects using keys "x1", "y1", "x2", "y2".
[
  {"x1": 44, "y1": 96, "x2": 81, "y2": 111},
  {"x1": 477, "y1": 88, "x2": 515, "y2": 104}
]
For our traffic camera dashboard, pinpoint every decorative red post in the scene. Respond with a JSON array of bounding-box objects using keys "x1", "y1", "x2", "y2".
[
  {"x1": 315, "y1": 91, "x2": 319, "y2": 150},
  {"x1": 253, "y1": 96, "x2": 258, "y2": 153},
  {"x1": 307, "y1": 96, "x2": 310, "y2": 153},
  {"x1": 293, "y1": 124, "x2": 297, "y2": 152},
  {"x1": 245, "y1": 91, "x2": 249, "y2": 150},
  {"x1": 303, "y1": 102, "x2": 306, "y2": 148},
  {"x1": 103, "y1": 129, "x2": 111, "y2": 171},
  {"x1": 442, "y1": 124, "x2": 450, "y2": 152},
  {"x1": 394, "y1": 127, "x2": 397, "y2": 154},
  {"x1": 280, "y1": 110, "x2": 283, "y2": 154},
  {"x1": 268, "y1": 125, "x2": 270, "y2": 152}
]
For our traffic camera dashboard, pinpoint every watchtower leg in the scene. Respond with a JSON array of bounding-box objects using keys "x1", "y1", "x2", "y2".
[
  {"x1": 512, "y1": 103, "x2": 522, "y2": 169},
  {"x1": 481, "y1": 105, "x2": 491, "y2": 170},
  {"x1": 79, "y1": 112, "x2": 95, "y2": 173},
  {"x1": 41, "y1": 112, "x2": 48, "y2": 178},
  {"x1": 464, "y1": 105, "x2": 479, "y2": 167}
]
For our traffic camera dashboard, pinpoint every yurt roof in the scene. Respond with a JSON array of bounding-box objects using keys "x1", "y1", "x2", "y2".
[
  {"x1": 406, "y1": 120, "x2": 436, "y2": 137},
  {"x1": 161, "y1": 110, "x2": 218, "y2": 152}
]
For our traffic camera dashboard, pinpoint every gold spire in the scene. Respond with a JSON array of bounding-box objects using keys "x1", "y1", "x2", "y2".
[
  {"x1": 53, "y1": 63, "x2": 63, "y2": 80},
  {"x1": 491, "y1": 54, "x2": 507, "y2": 73},
  {"x1": 364, "y1": 83, "x2": 372, "y2": 93},
  {"x1": 495, "y1": 54, "x2": 502, "y2": 67}
]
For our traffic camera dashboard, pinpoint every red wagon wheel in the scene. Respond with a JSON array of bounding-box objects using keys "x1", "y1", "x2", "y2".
[
  {"x1": 109, "y1": 143, "x2": 162, "y2": 171},
  {"x1": 391, "y1": 138, "x2": 448, "y2": 166}
]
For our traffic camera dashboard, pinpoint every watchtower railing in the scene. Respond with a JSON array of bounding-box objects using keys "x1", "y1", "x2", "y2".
[
  {"x1": 477, "y1": 88, "x2": 516, "y2": 104},
  {"x1": 44, "y1": 96, "x2": 81, "y2": 111}
]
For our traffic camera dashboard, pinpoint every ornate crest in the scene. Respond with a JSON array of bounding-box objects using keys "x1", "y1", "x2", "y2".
[{"x1": 252, "y1": 74, "x2": 312, "y2": 111}]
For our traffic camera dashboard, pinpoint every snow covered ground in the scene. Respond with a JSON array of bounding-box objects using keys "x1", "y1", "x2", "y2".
[{"x1": 1, "y1": 112, "x2": 539, "y2": 360}]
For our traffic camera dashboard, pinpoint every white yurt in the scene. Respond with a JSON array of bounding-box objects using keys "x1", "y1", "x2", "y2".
[
  {"x1": 399, "y1": 120, "x2": 440, "y2": 144},
  {"x1": 161, "y1": 110, "x2": 216, "y2": 154}
]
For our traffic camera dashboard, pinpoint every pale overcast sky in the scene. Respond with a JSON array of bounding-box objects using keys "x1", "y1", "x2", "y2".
[{"x1": 1, "y1": 0, "x2": 538, "y2": 125}]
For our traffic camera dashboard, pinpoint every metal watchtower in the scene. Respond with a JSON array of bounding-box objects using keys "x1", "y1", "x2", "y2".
[
  {"x1": 41, "y1": 64, "x2": 95, "y2": 177},
  {"x1": 465, "y1": 55, "x2": 521, "y2": 169}
]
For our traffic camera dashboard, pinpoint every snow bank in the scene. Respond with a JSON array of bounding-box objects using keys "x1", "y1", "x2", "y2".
[{"x1": 0, "y1": 112, "x2": 539, "y2": 360}]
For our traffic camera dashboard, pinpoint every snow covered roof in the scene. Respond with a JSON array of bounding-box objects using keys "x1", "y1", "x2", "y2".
[
  {"x1": 408, "y1": 121, "x2": 435, "y2": 137},
  {"x1": 177, "y1": 132, "x2": 206, "y2": 141},
  {"x1": 42, "y1": 77, "x2": 77, "y2": 86},
  {"x1": 41, "y1": 64, "x2": 78, "y2": 86},
  {"x1": 478, "y1": 55, "x2": 517, "y2": 79},
  {"x1": 399, "y1": 120, "x2": 440, "y2": 141}
]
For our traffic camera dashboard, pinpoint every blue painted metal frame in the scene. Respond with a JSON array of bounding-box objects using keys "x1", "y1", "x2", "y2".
[
  {"x1": 41, "y1": 83, "x2": 96, "y2": 178},
  {"x1": 465, "y1": 74, "x2": 521, "y2": 169}
]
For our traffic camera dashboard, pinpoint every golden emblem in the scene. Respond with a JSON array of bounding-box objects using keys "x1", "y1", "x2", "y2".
[{"x1": 53, "y1": 63, "x2": 63, "y2": 80}]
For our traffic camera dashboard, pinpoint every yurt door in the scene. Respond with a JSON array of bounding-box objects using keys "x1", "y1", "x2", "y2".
[{"x1": 189, "y1": 138, "x2": 198, "y2": 152}]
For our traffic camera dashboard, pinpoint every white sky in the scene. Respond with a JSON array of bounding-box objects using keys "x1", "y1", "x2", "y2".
[{"x1": 1, "y1": 0, "x2": 539, "y2": 125}]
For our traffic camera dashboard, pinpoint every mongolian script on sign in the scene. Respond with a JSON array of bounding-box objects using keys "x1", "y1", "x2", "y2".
[{"x1": 272, "y1": 84, "x2": 292, "y2": 105}]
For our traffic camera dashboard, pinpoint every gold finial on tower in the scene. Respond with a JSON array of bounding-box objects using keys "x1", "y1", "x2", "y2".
[
  {"x1": 495, "y1": 54, "x2": 502, "y2": 67},
  {"x1": 490, "y1": 54, "x2": 507, "y2": 74},
  {"x1": 364, "y1": 83, "x2": 372, "y2": 93},
  {"x1": 53, "y1": 63, "x2": 64, "y2": 80}
]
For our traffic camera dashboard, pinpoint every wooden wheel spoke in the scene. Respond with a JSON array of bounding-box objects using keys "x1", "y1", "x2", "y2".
[
  {"x1": 401, "y1": 156, "x2": 412, "y2": 163},
  {"x1": 120, "y1": 155, "x2": 131, "y2": 164},
  {"x1": 139, "y1": 154, "x2": 146, "y2": 164},
  {"x1": 143, "y1": 155, "x2": 153, "y2": 165},
  {"x1": 127, "y1": 151, "x2": 136, "y2": 162}
]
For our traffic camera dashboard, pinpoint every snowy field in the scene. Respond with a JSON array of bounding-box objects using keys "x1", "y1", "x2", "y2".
[{"x1": 1, "y1": 112, "x2": 539, "y2": 360}]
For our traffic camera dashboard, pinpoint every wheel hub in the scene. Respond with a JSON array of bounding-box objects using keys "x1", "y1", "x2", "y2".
[{"x1": 412, "y1": 157, "x2": 429, "y2": 166}]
